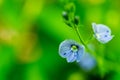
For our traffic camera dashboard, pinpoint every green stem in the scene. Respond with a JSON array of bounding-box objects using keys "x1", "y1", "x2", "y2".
[
  {"x1": 73, "y1": 26, "x2": 85, "y2": 46},
  {"x1": 72, "y1": 25, "x2": 97, "y2": 57},
  {"x1": 86, "y1": 34, "x2": 94, "y2": 44}
]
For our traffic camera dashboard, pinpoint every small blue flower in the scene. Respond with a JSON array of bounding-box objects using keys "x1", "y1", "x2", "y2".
[
  {"x1": 79, "y1": 53, "x2": 96, "y2": 71},
  {"x1": 59, "y1": 40, "x2": 84, "y2": 63},
  {"x1": 92, "y1": 23, "x2": 114, "y2": 44}
]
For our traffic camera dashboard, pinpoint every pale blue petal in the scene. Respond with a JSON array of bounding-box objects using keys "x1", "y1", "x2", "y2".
[
  {"x1": 92, "y1": 23, "x2": 111, "y2": 35},
  {"x1": 76, "y1": 45, "x2": 84, "y2": 62},
  {"x1": 59, "y1": 47, "x2": 71, "y2": 58},
  {"x1": 96, "y1": 24, "x2": 111, "y2": 35},
  {"x1": 59, "y1": 40, "x2": 73, "y2": 58},
  {"x1": 96, "y1": 33, "x2": 114, "y2": 44},
  {"x1": 66, "y1": 52, "x2": 76, "y2": 62}
]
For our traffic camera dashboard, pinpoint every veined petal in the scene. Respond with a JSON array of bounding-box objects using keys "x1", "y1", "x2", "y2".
[
  {"x1": 96, "y1": 24, "x2": 111, "y2": 35},
  {"x1": 96, "y1": 32, "x2": 114, "y2": 44},
  {"x1": 66, "y1": 52, "x2": 76, "y2": 62},
  {"x1": 59, "y1": 40, "x2": 73, "y2": 58},
  {"x1": 59, "y1": 47, "x2": 71, "y2": 58},
  {"x1": 92, "y1": 23, "x2": 111, "y2": 34},
  {"x1": 76, "y1": 45, "x2": 84, "y2": 62}
]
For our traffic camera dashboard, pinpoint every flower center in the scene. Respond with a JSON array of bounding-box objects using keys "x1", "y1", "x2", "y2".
[{"x1": 71, "y1": 45, "x2": 78, "y2": 52}]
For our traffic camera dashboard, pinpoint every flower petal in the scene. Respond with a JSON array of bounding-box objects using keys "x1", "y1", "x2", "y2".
[
  {"x1": 96, "y1": 32, "x2": 114, "y2": 44},
  {"x1": 76, "y1": 45, "x2": 84, "y2": 62},
  {"x1": 92, "y1": 23, "x2": 111, "y2": 35},
  {"x1": 59, "y1": 47, "x2": 71, "y2": 58},
  {"x1": 66, "y1": 52, "x2": 76, "y2": 62}
]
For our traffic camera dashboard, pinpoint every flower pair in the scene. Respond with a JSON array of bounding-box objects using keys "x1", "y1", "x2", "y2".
[{"x1": 59, "y1": 23, "x2": 114, "y2": 63}]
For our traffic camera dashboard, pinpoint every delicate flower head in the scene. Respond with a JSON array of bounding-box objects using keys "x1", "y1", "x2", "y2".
[
  {"x1": 92, "y1": 23, "x2": 114, "y2": 44},
  {"x1": 79, "y1": 53, "x2": 96, "y2": 71},
  {"x1": 59, "y1": 40, "x2": 84, "y2": 63}
]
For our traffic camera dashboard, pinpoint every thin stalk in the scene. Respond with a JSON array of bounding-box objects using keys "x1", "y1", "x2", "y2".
[
  {"x1": 72, "y1": 25, "x2": 97, "y2": 57},
  {"x1": 73, "y1": 26, "x2": 85, "y2": 46}
]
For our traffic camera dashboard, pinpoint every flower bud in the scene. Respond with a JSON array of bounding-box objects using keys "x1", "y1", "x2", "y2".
[
  {"x1": 74, "y1": 16, "x2": 79, "y2": 25},
  {"x1": 62, "y1": 11, "x2": 69, "y2": 20}
]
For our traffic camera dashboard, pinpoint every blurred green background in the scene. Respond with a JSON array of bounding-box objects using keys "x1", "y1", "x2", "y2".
[{"x1": 0, "y1": 0, "x2": 120, "y2": 80}]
